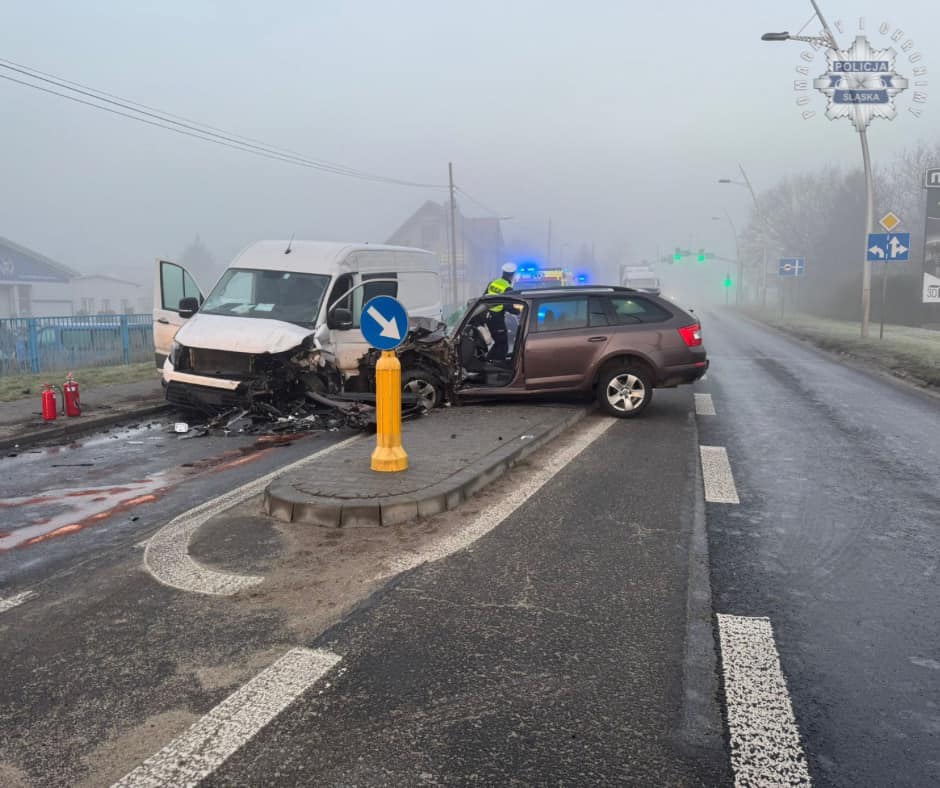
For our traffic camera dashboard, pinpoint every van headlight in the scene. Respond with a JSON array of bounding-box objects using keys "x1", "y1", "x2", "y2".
[{"x1": 168, "y1": 340, "x2": 185, "y2": 367}]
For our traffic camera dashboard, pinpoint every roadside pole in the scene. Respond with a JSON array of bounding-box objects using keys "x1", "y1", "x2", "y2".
[
  {"x1": 360, "y1": 295, "x2": 410, "y2": 473},
  {"x1": 860, "y1": 129, "x2": 875, "y2": 337},
  {"x1": 879, "y1": 261, "x2": 888, "y2": 339},
  {"x1": 448, "y1": 163, "x2": 459, "y2": 309},
  {"x1": 371, "y1": 351, "x2": 408, "y2": 472}
]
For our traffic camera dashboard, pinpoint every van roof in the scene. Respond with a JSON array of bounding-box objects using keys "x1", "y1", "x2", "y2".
[{"x1": 229, "y1": 241, "x2": 436, "y2": 274}]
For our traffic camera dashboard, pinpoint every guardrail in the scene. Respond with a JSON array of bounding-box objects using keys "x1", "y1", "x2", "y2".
[{"x1": 0, "y1": 315, "x2": 153, "y2": 376}]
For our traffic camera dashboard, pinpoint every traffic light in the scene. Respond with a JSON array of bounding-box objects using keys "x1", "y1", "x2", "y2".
[
  {"x1": 697, "y1": 249, "x2": 706, "y2": 263},
  {"x1": 723, "y1": 275, "x2": 733, "y2": 288},
  {"x1": 674, "y1": 247, "x2": 682, "y2": 262}
]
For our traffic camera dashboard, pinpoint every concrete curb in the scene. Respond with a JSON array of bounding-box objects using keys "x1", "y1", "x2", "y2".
[
  {"x1": 264, "y1": 406, "x2": 589, "y2": 527},
  {"x1": 0, "y1": 402, "x2": 172, "y2": 453}
]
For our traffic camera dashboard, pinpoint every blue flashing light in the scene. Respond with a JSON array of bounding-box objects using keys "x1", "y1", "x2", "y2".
[{"x1": 576, "y1": 273, "x2": 589, "y2": 284}]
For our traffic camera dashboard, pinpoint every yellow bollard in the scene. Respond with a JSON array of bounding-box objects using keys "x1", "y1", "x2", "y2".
[{"x1": 370, "y1": 350, "x2": 408, "y2": 472}]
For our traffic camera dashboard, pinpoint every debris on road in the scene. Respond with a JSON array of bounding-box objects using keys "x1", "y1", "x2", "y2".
[{"x1": 164, "y1": 318, "x2": 450, "y2": 439}]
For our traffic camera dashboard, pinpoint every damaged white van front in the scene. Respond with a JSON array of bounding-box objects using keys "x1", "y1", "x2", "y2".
[{"x1": 153, "y1": 241, "x2": 443, "y2": 412}]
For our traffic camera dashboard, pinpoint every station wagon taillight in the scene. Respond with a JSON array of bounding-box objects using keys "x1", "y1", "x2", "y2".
[{"x1": 678, "y1": 323, "x2": 702, "y2": 347}]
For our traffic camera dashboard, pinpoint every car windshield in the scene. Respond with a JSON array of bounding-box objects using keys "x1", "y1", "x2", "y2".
[{"x1": 199, "y1": 268, "x2": 330, "y2": 327}]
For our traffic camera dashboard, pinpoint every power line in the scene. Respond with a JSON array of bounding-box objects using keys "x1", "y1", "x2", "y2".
[
  {"x1": 0, "y1": 58, "x2": 445, "y2": 189},
  {"x1": 454, "y1": 186, "x2": 503, "y2": 217}
]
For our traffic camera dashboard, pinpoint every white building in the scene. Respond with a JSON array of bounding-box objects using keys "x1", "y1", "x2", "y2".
[{"x1": 0, "y1": 236, "x2": 149, "y2": 318}]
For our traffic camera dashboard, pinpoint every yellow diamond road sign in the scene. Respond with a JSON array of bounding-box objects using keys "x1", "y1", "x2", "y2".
[{"x1": 879, "y1": 211, "x2": 901, "y2": 232}]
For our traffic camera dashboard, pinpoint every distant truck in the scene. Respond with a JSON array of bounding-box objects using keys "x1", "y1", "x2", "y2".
[{"x1": 620, "y1": 266, "x2": 661, "y2": 294}]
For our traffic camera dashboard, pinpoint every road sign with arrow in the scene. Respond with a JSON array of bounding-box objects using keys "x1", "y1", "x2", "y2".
[
  {"x1": 866, "y1": 232, "x2": 910, "y2": 262},
  {"x1": 361, "y1": 295, "x2": 409, "y2": 350}
]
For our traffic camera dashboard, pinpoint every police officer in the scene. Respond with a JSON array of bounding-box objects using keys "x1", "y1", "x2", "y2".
[{"x1": 484, "y1": 262, "x2": 517, "y2": 362}]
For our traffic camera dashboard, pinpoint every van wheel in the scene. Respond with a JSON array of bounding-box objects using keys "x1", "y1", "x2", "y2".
[
  {"x1": 402, "y1": 368, "x2": 443, "y2": 411},
  {"x1": 597, "y1": 365, "x2": 652, "y2": 418}
]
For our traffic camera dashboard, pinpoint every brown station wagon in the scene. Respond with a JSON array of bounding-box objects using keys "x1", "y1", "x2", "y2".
[{"x1": 446, "y1": 286, "x2": 708, "y2": 417}]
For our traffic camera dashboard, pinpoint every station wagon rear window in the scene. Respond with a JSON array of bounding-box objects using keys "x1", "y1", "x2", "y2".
[{"x1": 608, "y1": 296, "x2": 672, "y2": 324}]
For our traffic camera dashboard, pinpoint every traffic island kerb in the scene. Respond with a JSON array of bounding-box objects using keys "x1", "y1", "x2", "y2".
[{"x1": 264, "y1": 404, "x2": 589, "y2": 528}]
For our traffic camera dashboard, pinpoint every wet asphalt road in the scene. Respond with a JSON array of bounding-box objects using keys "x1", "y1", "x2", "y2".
[
  {"x1": 3, "y1": 310, "x2": 939, "y2": 786},
  {"x1": 699, "y1": 310, "x2": 940, "y2": 787},
  {"x1": 0, "y1": 391, "x2": 730, "y2": 786},
  {"x1": 0, "y1": 418, "x2": 351, "y2": 588},
  {"x1": 204, "y1": 398, "x2": 730, "y2": 787}
]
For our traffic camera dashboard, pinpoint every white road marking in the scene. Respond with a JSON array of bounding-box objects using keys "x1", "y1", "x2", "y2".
[
  {"x1": 144, "y1": 435, "x2": 361, "y2": 596},
  {"x1": 111, "y1": 647, "x2": 341, "y2": 788},
  {"x1": 699, "y1": 445, "x2": 739, "y2": 504},
  {"x1": 694, "y1": 393, "x2": 716, "y2": 416},
  {"x1": 381, "y1": 417, "x2": 615, "y2": 577},
  {"x1": 0, "y1": 590, "x2": 35, "y2": 613},
  {"x1": 717, "y1": 614, "x2": 812, "y2": 787}
]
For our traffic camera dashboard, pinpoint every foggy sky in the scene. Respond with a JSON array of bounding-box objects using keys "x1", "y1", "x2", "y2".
[{"x1": 2, "y1": 0, "x2": 938, "y2": 293}]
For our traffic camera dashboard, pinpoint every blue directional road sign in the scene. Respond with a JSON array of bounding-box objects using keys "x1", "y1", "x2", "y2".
[
  {"x1": 360, "y1": 295, "x2": 409, "y2": 350},
  {"x1": 866, "y1": 232, "x2": 911, "y2": 262},
  {"x1": 778, "y1": 258, "x2": 805, "y2": 277}
]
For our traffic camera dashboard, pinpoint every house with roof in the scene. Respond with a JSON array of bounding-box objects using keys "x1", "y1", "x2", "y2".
[
  {"x1": 386, "y1": 201, "x2": 505, "y2": 308},
  {"x1": 0, "y1": 236, "x2": 149, "y2": 318}
]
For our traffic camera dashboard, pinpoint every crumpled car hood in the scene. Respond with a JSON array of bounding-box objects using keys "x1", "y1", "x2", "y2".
[{"x1": 174, "y1": 313, "x2": 315, "y2": 354}]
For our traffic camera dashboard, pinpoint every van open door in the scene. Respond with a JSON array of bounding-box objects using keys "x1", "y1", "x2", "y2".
[{"x1": 153, "y1": 259, "x2": 203, "y2": 368}]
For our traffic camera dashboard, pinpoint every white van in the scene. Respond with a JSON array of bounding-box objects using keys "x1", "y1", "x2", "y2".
[{"x1": 153, "y1": 241, "x2": 442, "y2": 411}]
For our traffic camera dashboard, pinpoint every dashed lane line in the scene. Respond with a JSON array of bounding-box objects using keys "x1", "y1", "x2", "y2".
[
  {"x1": 717, "y1": 614, "x2": 812, "y2": 787},
  {"x1": 144, "y1": 435, "x2": 361, "y2": 596},
  {"x1": 111, "y1": 647, "x2": 341, "y2": 788},
  {"x1": 694, "y1": 392, "x2": 716, "y2": 416},
  {"x1": 699, "y1": 445, "x2": 740, "y2": 504},
  {"x1": 380, "y1": 416, "x2": 616, "y2": 577},
  {"x1": 0, "y1": 589, "x2": 35, "y2": 614}
]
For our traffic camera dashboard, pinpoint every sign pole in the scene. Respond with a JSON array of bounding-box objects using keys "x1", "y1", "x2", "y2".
[
  {"x1": 879, "y1": 262, "x2": 888, "y2": 340},
  {"x1": 371, "y1": 350, "x2": 408, "y2": 472}
]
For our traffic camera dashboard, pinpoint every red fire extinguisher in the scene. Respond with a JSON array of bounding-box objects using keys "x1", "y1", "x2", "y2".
[
  {"x1": 42, "y1": 383, "x2": 59, "y2": 421},
  {"x1": 64, "y1": 372, "x2": 81, "y2": 417}
]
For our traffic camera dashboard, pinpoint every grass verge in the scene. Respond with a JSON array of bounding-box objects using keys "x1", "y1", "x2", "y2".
[
  {"x1": 740, "y1": 308, "x2": 940, "y2": 389},
  {"x1": 0, "y1": 362, "x2": 159, "y2": 403}
]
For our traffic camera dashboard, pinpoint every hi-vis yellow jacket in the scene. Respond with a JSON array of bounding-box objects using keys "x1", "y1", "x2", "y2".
[{"x1": 485, "y1": 278, "x2": 510, "y2": 312}]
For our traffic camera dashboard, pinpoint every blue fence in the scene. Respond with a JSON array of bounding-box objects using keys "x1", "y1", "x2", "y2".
[{"x1": 0, "y1": 315, "x2": 153, "y2": 377}]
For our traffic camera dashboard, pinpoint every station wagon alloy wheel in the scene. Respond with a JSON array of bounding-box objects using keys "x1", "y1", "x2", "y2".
[
  {"x1": 597, "y1": 365, "x2": 652, "y2": 418},
  {"x1": 607, "y1": 373, "x2": 645, "y2": 411}
]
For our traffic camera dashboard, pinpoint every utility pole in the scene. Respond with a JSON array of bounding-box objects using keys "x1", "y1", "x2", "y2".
[
  {"x1": 546, "y1": 218, "x2": 552, "y2": 267},
  {"x1": 448, "y1": 162, "x2": 459, "y2": 308}
]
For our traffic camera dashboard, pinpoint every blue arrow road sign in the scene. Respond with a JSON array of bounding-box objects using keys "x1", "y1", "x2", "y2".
[
  {"x1": 778, "y1": 258, "x2": 805, "y2": 277},
  {"x1": 866, "y1": 232, "x2": 911, "y2": 262},
  {"x1": 360, "y1": 295, "x2": 409, "y2": 350}
]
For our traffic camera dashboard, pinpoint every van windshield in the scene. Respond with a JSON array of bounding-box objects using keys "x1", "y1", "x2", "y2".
[{"x1": 200, "y1": 268, "x2": 331, "y2": 327}]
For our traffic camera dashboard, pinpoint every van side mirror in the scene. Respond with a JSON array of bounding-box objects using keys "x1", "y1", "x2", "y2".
[
  {"x1": 178, "y1": 296, "x2": 199, "y2": 318},
  {"x1": 328, "y1": 307, "x2": 353, "y2": 330}
]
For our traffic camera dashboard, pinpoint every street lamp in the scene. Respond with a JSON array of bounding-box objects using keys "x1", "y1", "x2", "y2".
[
  {"x1": 719, "y1": 165, "x2": 769, "y2": 306},
  {"x1": 761, "y1": 0, "x2": 876, "y2": 337},
  {"x1": 712, "y1": 214, "x2": 742, "y2": 305}
]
